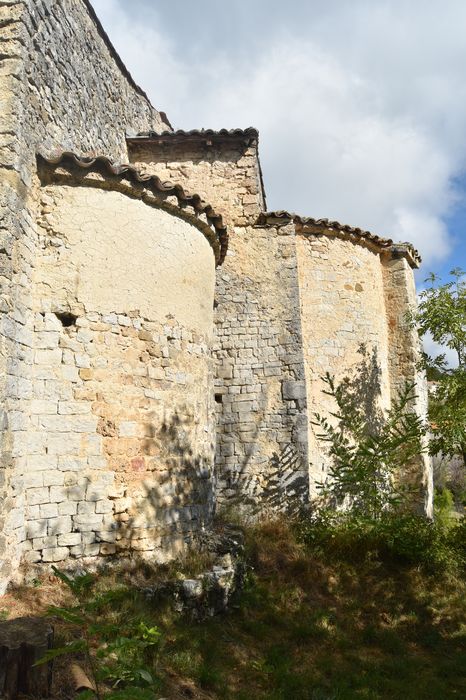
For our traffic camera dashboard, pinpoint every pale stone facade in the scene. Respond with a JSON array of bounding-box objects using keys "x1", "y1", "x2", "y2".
[{"x1": 0, "y1": 0, "x2": 432, "y2": 591}]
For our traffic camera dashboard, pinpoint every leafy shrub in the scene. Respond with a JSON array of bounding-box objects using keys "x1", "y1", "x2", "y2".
[
  {"x1": 312, "y1": 374, "x2": 426, "y2": 518},
  {"x1": 37, "y1": 567, "x2": 161, "y2": 700},
  {"x1": 297, "y1": 510, "x2": 465, "y2": 573},
  {"x1": 408, "y1": 268, "x2": 466, "y2": 467}
]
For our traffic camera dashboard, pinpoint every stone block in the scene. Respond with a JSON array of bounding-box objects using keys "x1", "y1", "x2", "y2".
[
  {"x1": 73, "y1": 514, "x2": 104, "y2": 531},
  {"x1": 100, "y1": 543, "x2": 116, "y2": 556},
  {"x1": 282, "y1": 380, "x2": 306, "y2": 401},
  {"x1": 69, "y1": 545, "x2": 84, "y2": 558},
  {"x1": 57, "y1": 457, "x2": 87, "y2": 472},
  {"x1": 27, "y1": 506, "x2": 40, "y2": 520},
  {"x1": 23, "y1": 473, "x2": 44, "y2": 489},
  {"x1": 5, "y1": 508, "x2": 23, "y2": 532},
  {"x1": 58, "y1": 533, "x2": 82, "y2": 547},
  {"x1": 27, "y1": 455, "x2": 56, "y2": 472},
  {"x1": 43, "y1": 471, "x2": 64, "y2": 487},
  {"x1": 35, "y1": 331, "x2": 59, "y2": 349},
  {"x1": 78, "y1": 502, "x2": 95, "y2": 515},
  {"x1": 62, "y1": 365, "x2": 79, "y2": 382},
  {"x1": 84, "y1": 544, "x2": 100, "y2": 556},
  {"x1": 30, "y1": 399, "x2": 58, "y2": 415},
  {"x1": 75, "y1": 353, "x2": 90, "y2": 368},
  {"x1": 58, "y1": 501, "x2": 78, "y2": 516},
  {"x1": 27, "y1": 487, "x2": 50, "y2": 506},
  {"x1": 118, "y1": 421, "x2": 138, "y2": 437},
  {"x1": 34, "y1": 349, "x2": 62, "y2": 366},
  {"x1": 58, "y1": 401, "x2": 90, "y2": 415},
  {"x1": 39, "y1": 503, "x2": 58, "y2": 519},
  {"x1": 47, "y1": 516, "x2": 72, "y2": 536},
  {"x1": 86, "y1": 484, "x2": 109, "y2": 502},
  {"x1": 95, "y1": 500, "x2": 114, "y2": 514},
  {"x1": 47, "y1": 433, "x2": 81, "y2": 455},
  {"x1": 48, "y1": 486, "x2": 68, "y2": 503},
  {"x1": 23, "y1": 550, "x2": 42, "y2": 564},
  {"x1": 39, "y1": 415, "x2": 97, "y2": 433},
  {"x1": 26, "y1": 520, "x2": 47, "y2": 538},
  {"x1": 67, "y1": 484, "x2": 87, "y2": 501},
  {"x1": 41, "y1": 547, "x2": 69, "y2": 563}
]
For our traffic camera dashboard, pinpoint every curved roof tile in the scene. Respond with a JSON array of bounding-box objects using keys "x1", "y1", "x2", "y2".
[
  {"x1": 257, "y1": 211, "x2": 421, "y2": 267},
  {"x1": 128, "y1": 127, "x2": 259, "y2": 140},
  {"x1": 38, "y1": 152, "x2": 228, "y2": 265}
]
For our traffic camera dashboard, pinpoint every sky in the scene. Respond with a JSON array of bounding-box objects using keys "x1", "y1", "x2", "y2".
[{"x1": 91, "y1": 0, "x2": 466, "y2": 287}]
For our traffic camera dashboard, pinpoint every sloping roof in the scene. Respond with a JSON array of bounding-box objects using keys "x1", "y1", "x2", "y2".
[
  {"x1": 257, "y1": 211, "x2": 421, "y2": 267},
  {"x1": 38, "y1": 152, "x2": 228, "y2": 265},
  {"x1": 82, "y1": 2, "x2": 170, "y2": 129}
]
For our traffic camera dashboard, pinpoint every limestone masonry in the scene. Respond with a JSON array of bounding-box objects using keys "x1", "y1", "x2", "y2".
[{"x1": 0, "y1": 0, "x2": 432, "y2": 591}]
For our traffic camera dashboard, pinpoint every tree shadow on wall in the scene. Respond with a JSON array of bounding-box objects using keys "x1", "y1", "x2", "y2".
[
  {"x1": 325, "y1": 343, "x2": 386, "y2": 435},
  {"x1": 110, "y1": 409, "x2": 215, "y2": 564},
  {"x1": 238, "y1": 344, "x2": 385, "y2": 517},
  {"x1": 219, "y1": 385, "x2": 309, "y2": 517}
]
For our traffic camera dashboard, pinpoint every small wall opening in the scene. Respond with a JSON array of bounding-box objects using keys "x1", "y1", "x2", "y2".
[{"x1": 55, "y1": 311, "x2": 77, "y2": 327}]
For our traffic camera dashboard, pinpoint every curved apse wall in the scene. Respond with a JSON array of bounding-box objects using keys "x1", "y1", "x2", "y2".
[
  {"x1": 23, "y1": 184, "x2": 216, "y2": 566},
  {"x1": 296, "y1": 233, "x2": 391, "y2": 494}
]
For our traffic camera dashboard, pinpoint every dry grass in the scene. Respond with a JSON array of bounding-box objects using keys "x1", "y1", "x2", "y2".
[{"x1": 1, "y1": 519, "x2": 465, "y2": 699}]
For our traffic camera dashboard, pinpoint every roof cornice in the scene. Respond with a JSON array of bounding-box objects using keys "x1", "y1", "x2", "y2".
[
  {"x1": 37, "y1": 152, "x2": 228, "y2": 265},
  {"x1": 127, "y1": 127, "x2": 259, "y2": 144},
  {"x1": 257, "y1": 211, "x2": 421, "y2": 268}
]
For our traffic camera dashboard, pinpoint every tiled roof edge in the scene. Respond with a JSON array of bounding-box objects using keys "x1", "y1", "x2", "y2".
[
  {"x1": 257, "y1": 211, "x2": 421, "y2": 268},
  {"x1": 127, "y1": 127, "x2": 259, "y2": 140},
  {"x1": 127, "y1": 126, "x2": 266, "y2": 210},
  {"x1": 37, "y1": 152, "x2": 228, "y2": 265}
]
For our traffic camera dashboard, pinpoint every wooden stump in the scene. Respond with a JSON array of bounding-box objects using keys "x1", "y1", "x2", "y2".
[{"x1": 0, "y1": 617, "x2": 53, "y2": 699}]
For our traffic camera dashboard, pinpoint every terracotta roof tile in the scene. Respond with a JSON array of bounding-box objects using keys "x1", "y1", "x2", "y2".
[
  {"x1": 257, "y1": 211, "x2": 421, "y2": 267},
  {"x1": 128, "y1": 127, "x2": 259, "y2": 141},
  {"x1": 38, "y1": 152, "x2": 228, "y2": 265}
]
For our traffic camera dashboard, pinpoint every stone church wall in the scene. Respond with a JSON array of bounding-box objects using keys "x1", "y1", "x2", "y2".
[
  {"x1": 128, "y1": 132, "x2": 264, "y2": 229},
  {"x1": 296, "y1": 232, "x2": 391, "y2": 493},
  {"x1": 383, "y1": 256, "x2": 433, "y2": 515},
  {"x1": 213, "y1": 222, "x2": 309, "y2": 510},
  {"x1": 16, "y1": 182, "x2": 216, "y2": 566},
  {"x1": 0, "y1": 0, "x2": 168, "y2": 589},
  {"x1": 129, "y1": 137, "x2": 309, "y2": 510},
  {"x1": 0, "y1": 0, "x2": 433, "y2": 590}
]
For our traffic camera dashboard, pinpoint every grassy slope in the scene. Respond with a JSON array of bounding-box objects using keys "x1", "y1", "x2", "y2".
[
  {"x1": 3, "y1": 519, "x2": 465, "y2": 699},
  {"x1": 161, "y1": 520, "x2": 466, "y2": 699}
]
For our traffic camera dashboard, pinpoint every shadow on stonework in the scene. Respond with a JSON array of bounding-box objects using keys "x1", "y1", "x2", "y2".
[
  {"x1": 218, "y1": 377, "x2": 309, "y2": 517},
  {"x1": 344, "y1": 344, "x2": 385, "y2": 433},
  {"x1": 222, "y1": 344, "x2": 384, "y2": 518},
  {"x1": 230, "y1": 443, "x2": 309, "y2": 517},
  {"x1": 110, "y1": 409, "x2": 215, "y2": 563}
]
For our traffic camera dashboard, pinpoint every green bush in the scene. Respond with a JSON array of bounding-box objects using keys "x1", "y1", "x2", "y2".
[
  {"x1": 297, "y1": 511, "x2": 465, "y2": 574},
  {"x1": 434, "y1": 487, "x2": 455, "y2": 528},
  {"x1": 312, "y1": 374, "x2": 426, "y2": 519}
]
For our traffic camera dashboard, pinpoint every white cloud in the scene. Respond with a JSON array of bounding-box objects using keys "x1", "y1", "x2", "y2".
[
  {"x1": 91, "y1": 0, "x2": 466, "y2": 266},
  {"x1": 423, "y1": 332, "x2": 458, "y2": 369}
]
